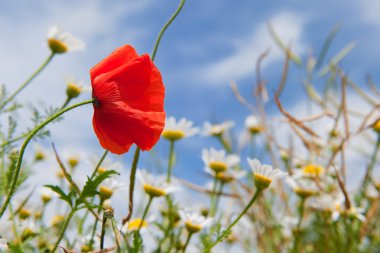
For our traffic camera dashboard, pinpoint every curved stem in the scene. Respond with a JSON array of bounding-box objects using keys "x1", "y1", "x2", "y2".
[
  {"x1": 166, "y1": 140, "x2": 175, "y2": 183},
  {"x1": 151, "y1": 0, "x2": 186, "y2": 61},
  {"x1": 182, "y1": 232, "x2": 193, "y2": 253},
  {"x1": 52, "y1": 208, "x2": 75, "y2": 252},
  {"x1": 122, "y1": 146, "x2": 141, "y2": 225},
  {"x1": 90, "y1": 150, "x2": 109, "y2": 179},
  {"x1": 0, "y1": 99, "x2": 94, "y2": 219},
  {"x1": 204, "y1": 189, "x2": 262, "y2": 252},
  {"x1": 137, "y1": 196, "x2": 153, "y2": 233},
  {"x1": 0, "y1": 53, "x2": 55, "y2": 110}
]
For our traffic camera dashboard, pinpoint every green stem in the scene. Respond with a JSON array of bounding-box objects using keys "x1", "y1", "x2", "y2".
[
  {"x1": 0, "y1": 53, "x2": 55, "y2": 110},
  {"x1": 122, "y1": 146, "x2": 141, "y2": 224},
  {"x1": 213, "y1": 182, "x2": 225, "y2": 216},
  {"x1": 209, "y1": 177, "x2": 219, "y2": 217},
  {"x1": 60, "y1": 97, "x2": 71, "y2": 110},
  {"x1": 182, "y1": 232, "x2": 193, "y2": 253},
  {"x1": 137, "y1": 196, "x2": 153, "y2": 233},
  {"x1": 166, "y1": 140, "x2": 175, "y2": 183},
  {"x1": 292, "y1": 197, "x2": 306, "y2": 253},
  {"x1": 0, "y1": 99, "x2": 94, "y2": 219},
  {"x1": 217, "y1": 134, "x2": 232, "y2": 153},
  {"x1": 100, "y1": 212, "x2": 108, "y2": 249},
  {"x1": 0, "y1": 134, "x2": 27, "y2": 148},
  {"x1": 52, "y1": 208, "x2": 75, "y2": 252},
  {"x1": 90, "y1": 150, "x2": 109, "y2": 179},
  {"x1": 362, "y1": 134, "x2": 380, "y2": 190},
  {"x1": 151, "y1": 0, "x2": 186, "y2": 61},
  {"x1": 204, "y1": 189, "x2": 262, "y2": 252},
  {"x1": 111, "y1": 217, "x2": 121, "y2": 251}
]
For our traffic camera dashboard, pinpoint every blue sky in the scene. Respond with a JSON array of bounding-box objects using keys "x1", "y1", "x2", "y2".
[{"x1": 1, "y1": 0, "x2": 380, "y2": 187}]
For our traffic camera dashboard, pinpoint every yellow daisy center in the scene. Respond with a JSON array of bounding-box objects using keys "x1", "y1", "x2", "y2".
[
  {"x1": 97, "y1": 167, "x2": 107, "y2": 174},
  {"x1": 303, "y1": 164, "x2": 324, "y2": 176},
  {"x1": 216, "y1": 172, "x2": 234, "y2": 183},
  {"x1": 128, "y1": 218, "x2": 148, "y2": 231},
  {"x1": 143, "y1": 184, "x2": 166, "y2": 197},
  {"x1": 185, "y1": 221, "x2": 202, "y2": 233},
  {"x1": 209, "y1": 161, "x2": 228, "y2": 173},
  {"x1": 48, "y1": 38, "x2": 68, "y2": 54},
  {"x1": 99, "y1": 186, "x2": 113, "y2": 199},
  {"x1": 373, "y1": 120, "x2": 380, "y2": 133},
  {"x1": 248, "y1": 126, "x2": 263, "y2": 135},
  {"x1": 19, "y1": 208, "x2": 31, "y2": 219},
  {"x1": 162, "y1": 130, "x2": 185, "y2": 141},
  {"x1": 66, "y1": 83, "x2": 82, "y2": 99},
  {"x1": 294, "y1": 188, "x2": 316, "y2": 199},
  {"x1": 51, "y1": 215, "x2": 65, "y2": 226},
  {"x1": 68, "y1": 156, "x2": 79, "y2": 168},
  {"x1": 254, "y1": 174, "x2": 272, "y2": 190}
]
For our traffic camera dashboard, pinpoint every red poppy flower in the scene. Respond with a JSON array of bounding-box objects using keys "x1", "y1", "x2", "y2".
[{"x1": 90, "y1": 45, "x2": 165, "y2": 154}]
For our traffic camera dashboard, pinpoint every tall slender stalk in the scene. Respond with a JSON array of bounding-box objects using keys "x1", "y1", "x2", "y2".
[
  {"x1": 0, "y1": 99, "x2": 94, "y2": 219},
  {"x1": 151, "y1": 0, "x2": 186, "y2": 61},
  {"x1": 204, "y1": 189, "x2": 263, "y2": 252},
  {"x1": 0, "y1": 53, "x2": 55, "y2": 110}
]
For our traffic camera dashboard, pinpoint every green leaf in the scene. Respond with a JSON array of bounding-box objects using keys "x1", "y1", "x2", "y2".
[
  {"x1": 318, "y1": 41, "x2": 357, "y2": 77},
  {"x1": 77, "y1": 170, "x2": 119, "y2": 204},
  {"x1": 130, "y1": 231, "x2": 143, "y2": 253},
  {"x1": 315, "y1": 23, "x2": 341, "y2": 69},
  {"x1": 45, "y1": 185, "x2": 73, "y2": 207}
]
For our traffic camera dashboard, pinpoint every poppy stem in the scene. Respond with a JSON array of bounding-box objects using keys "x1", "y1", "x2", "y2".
[
  {"x1": 151, "y1": 0, "x2": 186, "y2": 61},
  {"x1": 122, "y1": 146, "x2": 141, "y2": 225},
  {"x1": 0, "y1": 99, "x2": 94, "y2": 220}
]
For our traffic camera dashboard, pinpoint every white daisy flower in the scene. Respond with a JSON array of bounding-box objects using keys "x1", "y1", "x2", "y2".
[
  {"x1": 309, "y1": 194, "x2": 336, "y2": 212},
  {"x1": 98, "y1": 178, "x2": 127, "y2": 200},
  {"x1": 47, "y1": 25, "x2": 85, "y2": 54},
  {"x1": 247, "y1": 158, "x2": 287, "y2": 190},
  {"x1": 179, "y1": 210, "x2": 213, "y2": 233},
  {"x1": 39, "y1": 186, "x2": 55, "y2": 204},
  {"x1": 202, "y1": 148, "x2": 240, "y2": 173},
  {"x1": 286, "y1": 177, "x2": 319, "y2": 199},
  {"x1": 332, "y1": 195, "x2": 366, "y2": 222},
  {"x1": 162, "y1": 117, "x2": 199, "y2": 141},
  {"x1": 211, "y1": 169, "x2": 247, "y2": 184},
  {"x1": 245, "y1": 115, "x2": 264, "y2": 135},
  {"x1": 121, "y1": 216, "x2": 155, "y2": 233},
  {"x1": 202, "y1": 121, "x2": 234, "y2": 136},
  {"x1": 137, "y1": 169, "x2": 179, "y2": 197}
]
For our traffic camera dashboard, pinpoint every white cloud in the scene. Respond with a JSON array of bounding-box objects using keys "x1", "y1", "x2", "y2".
[
  {"x1": 0, "y1": 0, "x2": 155, "y2": 152},
  {"x1": 358, "y1": 0, "x2": 380, "y2": 27},
  {"x1": 197, "y1": 12, "x2": 307, "y2": 84}
]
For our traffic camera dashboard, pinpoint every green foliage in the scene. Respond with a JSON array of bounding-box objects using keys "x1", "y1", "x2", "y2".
[
  {"x1": 77, "y1": 170, "x2": 119, "y2": 205},
  {"x1": 44, "y1": 185, "x2": 74, "y2": 208}
]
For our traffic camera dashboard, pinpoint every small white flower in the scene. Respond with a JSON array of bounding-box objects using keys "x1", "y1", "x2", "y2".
[
  {"x1": 245, "y1": 115, "x2": 263, "y2": 135},
  {"x1": 202, "y1": 121, "x2": 234, "y2": 136},
  {"x1": 247, "y1": 158, "x2": 287, "y2": 189},
  {"x1": 98, "y1": 178, "x2": 127, "y2": 200},
  {"x1": 202, "y1": 148, "x2": 240, "y2": 173},
  {"x1": 286, "y1": 177, "x2": 319, "y2": 198},
  {"x1": 332, "y1": 195, "x2": 366, "y2": 222},
  {"x1": 137, "y1": 169, "x2": 179, "y2": 197},
  {"x1": 47, "y1": 25, "x2": 85, "y2": 53},
  {"x1": 179, "y1": 210, "x2": 213, "y2": 233},
  {"x1": 162, "y1": 117, "x2": 199, "y2": 141},
  {"x1": 121, "y1": 216, "x2": 155, "y2": 233},
  {"x1": 309, "y1": 194, "x2": 336, "y2": 212}
]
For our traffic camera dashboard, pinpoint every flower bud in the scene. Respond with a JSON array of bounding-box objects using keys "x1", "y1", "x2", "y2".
[{"x1": 66, "y1": 83, "x2": 82, "y2": 99}]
